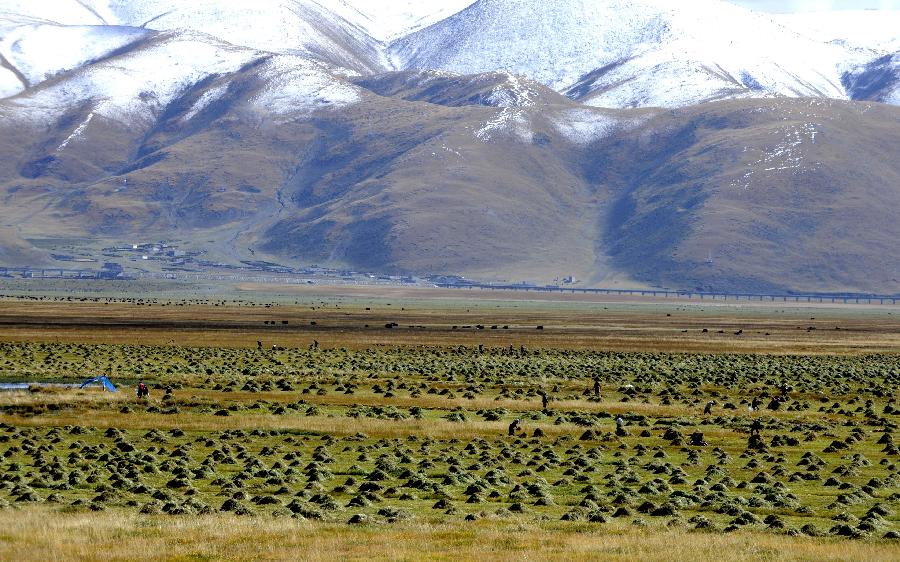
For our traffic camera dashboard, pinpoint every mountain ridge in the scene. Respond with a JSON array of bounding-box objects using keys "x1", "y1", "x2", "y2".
[
  {"x1": 0, "y1": 1, "x2": 898, "y2": 293},
  {"x1": 2, "y1": 0, "x2": 899, "y2": 108}
]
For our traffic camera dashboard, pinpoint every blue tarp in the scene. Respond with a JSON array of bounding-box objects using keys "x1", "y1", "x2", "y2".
[{"x1": 79, "y1": 376, "x2": 117, "y2": 392}]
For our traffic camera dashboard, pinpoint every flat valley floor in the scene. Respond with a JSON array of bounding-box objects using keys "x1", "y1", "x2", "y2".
[{"x1": 0, "y1": 282, "x2": 898, "y2": 560}]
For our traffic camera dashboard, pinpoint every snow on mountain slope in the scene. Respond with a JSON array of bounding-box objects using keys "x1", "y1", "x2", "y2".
[
  {"x1": 0, "y1": 3, "x2": 116, "y2": 96},
  {"x1": 251, "y1": 55, "x2": 361, "y2": 119},
  {"x1": 774, "y1": 10, "x2": 900, "y2": 105},
  {"x1": 0, "y1": 23, "x2": 151, "y2": 90},
  {"x1": 0, "y1": 0, "x2": 386, "y2": 106},
  {"x1": 391, "y1": 0, "x2": 666, "y2": 90},
  {"x1": 0, "y1": 0, "x2": 472, "y2": 49},
  {"x1": 842, "y1": 52, "x2": 900, "y2": 104},
  {"x1": 2, "y1": 31, "x2": 255, "y2": 125},
  {"x1": 389, "y1": 0, "x2": 855, "y2": 108},
  {"x1": 774, "y1": 10, "x2": 900, "y2": 53},
  {"x1": 2, "y1": 0, "x2": 898, "y2": 112},
  {"x1": 551, "y1": 108, "x2": 619, "y2": 144},
  {"x1": 0, "y1": 69, "x2": 20, "y2": 99},
  {"x1": 882, "y1": 59, "x2": 900, "y2": 105},
  {"x1": 0, "y1": 1, "x2": 108, "y2": 26},
  {"x1": 2, "y1": 29, "x2": 361, "y2": 130},
  {"x1": 332, "y1": 0, "x2": 477, "y2": 42},
  {"x1": 81, "y1": 0, "x2": 384, "y2": 73}
]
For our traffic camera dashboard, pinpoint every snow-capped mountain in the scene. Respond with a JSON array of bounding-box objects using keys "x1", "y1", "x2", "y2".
[
  {"x1": 99, "y1": 0, "x2": 386, "y2": 71},
  {"x1": 843, "y1": 52, "x2": 900, "y2": 105},
  {"x1": 774, "y1": 10, "x2": 900, "y2": 53},
  {"x1": 770, "y1": 10, "x2": 900, "y2": 106},
  {"x1": 0, "y1": 22, "x2": 151, "y2": 97},
  {"x1": 1, "y1": 0, "x2": 900, "y2": 293},
  {"x1": 2, "y1": 0, "x2": 899, "y2": 109},
  {"x1": 330, "y1": 0, "x2": 478, "y2": 42},
  {"x1": 389, "y1": 0, "x2": 869, "y2": 108},
  {"x1": 0, "y1": 0, "x2": 385, "y2": 75},
  {"x1": 0, "y1": 1, "x2": 109, "y2": 27},
  {"x1": 3, "y1": 30, "x2": 359, "y2": 124}
]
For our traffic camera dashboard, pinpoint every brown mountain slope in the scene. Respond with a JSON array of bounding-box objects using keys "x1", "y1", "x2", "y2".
[
  {"x1": 0, "y1": 60, "x2": 898, "y2": 294},
  {"x1": 588, "y1": 99, "x2": 900, "y2": 293}
]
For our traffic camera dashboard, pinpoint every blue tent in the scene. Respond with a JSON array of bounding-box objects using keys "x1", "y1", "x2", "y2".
[{"x1": 79, "y1": 376, "x2": 117, "y2": 392}]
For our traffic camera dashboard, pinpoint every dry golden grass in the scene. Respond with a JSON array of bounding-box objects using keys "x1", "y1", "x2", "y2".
[
  {"x1": 0, "y1": 393, "x2": 832, "y2": 442},
  {"x1": 174, "y1": 389, "x2": 835, "y2": 424},
  {"x1": 0, "y1": 388, "x2": 131, "y2": 408},
  {"x1": 0, "y1": 409, "x2": 574, "y2": 439},
  {"x1": 0, "y1": 507, "x2": 896, "y2": 562},
  {"x1": 177, "y1": 388, "x2": 708, "y2": 419},
  {"x1": 0, "y1": 384, "x2": 839, "y2": 451},
  {"x1": 0, "y1": 371, "x2": 845, "y2": 421}
]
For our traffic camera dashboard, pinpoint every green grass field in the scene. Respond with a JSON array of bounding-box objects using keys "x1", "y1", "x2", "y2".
[{"x1": 0, "y1": 292, "x2": 898, "y2": 560}]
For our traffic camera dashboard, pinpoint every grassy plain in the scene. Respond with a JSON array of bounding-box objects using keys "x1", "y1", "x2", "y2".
[
  {"x1": 0, "y1": 284, "x2": 898, "y2": 560},
  {"x1": 2, "y1": 508, "x2": 899, "y2": 562},
  {"x1": 0, "y1": 282, "x2": 899, "y2": 353}
]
